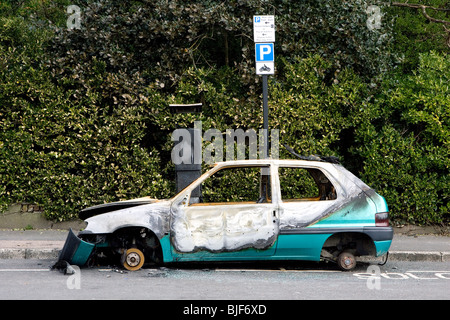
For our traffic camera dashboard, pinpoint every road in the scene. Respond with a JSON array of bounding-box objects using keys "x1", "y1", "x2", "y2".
[{"x1": 0, "y1": 259, "x2": 449, "y2": 301}]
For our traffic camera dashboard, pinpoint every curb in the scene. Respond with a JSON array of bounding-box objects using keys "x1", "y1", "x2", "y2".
[
  {"x1": 354, "y1": 251, "x2": 450, "y2": 263},
  {"x1": 388, "y1": 251, "x2": 450, "y2": 262},
  {"x1": 0, "y1": 248, "x2": 60, "y2": 260},
  {"x1": 1, "y1": 248, "x2": 449, "y2": 263}
]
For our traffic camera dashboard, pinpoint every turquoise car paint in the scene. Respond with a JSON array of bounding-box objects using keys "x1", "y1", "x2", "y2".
[
  {"x1": 374, "y1": 240, "x2": 393, "y2": 256},
  {"x1": 312, "y1": 195, "x2": 377, "y2": 228},
  {"x1": 160, "y1": 234, "x2": 279, "y2": 263},
  {"x1": 57, "y1": 228, "x2": 95, "y2": 266},
  {"x1": 273, "y1": 233, "x2": 331, "y2": 260},
  {"x1": 161, "y1": 234, "x2": 326, "y2": 263},
  {"x1": 160, "y1": 235, "x2": 173, "y2": 263},
  {"x1": 70, "y1": 239, "x2": 95, "y2": 265},
  {"x1": 161, "y1": 229, "x2": 392, "y2": 263}
]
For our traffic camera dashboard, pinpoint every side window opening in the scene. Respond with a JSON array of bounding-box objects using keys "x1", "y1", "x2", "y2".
[
  {"x1": 191, "y1": 166, "x2": 271, "y2": 205},
  {"x1": 279, "y1": 167, "x2": 336, "y2": 202}
]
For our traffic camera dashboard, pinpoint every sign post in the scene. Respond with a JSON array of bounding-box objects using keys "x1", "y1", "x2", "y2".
[
  {"x1": 253, "y1": 15, "x2": 275, "y2": 159},
  {"x1": 262, "y1": 74, "x2": 269, "y2": 158}
]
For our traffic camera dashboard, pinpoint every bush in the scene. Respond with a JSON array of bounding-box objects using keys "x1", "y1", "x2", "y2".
[
  {"x1": 386, "y1": 0, "x2": 450, "y2": 73},
  {"x1": 353, "y1": 52, "x2": 449, "y2": 224},
  {"x1": 270, "y1": 55, "x2": 368, "y2": 159},
  {"x1": 0, "y1": 61, "x2": 173, "y2": 220},
  {"x1": 0, "y1": 1, "x2": 447, "y2": 225},
  {"x1": 0, "y1": 22, "x2": 173, "y2": 220},
  {"x1": 266, "y1": 52, "x2": 449, "y2": 225}
]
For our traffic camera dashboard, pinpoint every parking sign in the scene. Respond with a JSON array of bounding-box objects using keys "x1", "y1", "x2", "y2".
[
  {"x1": 253, "y1": 15, "x2": 275, "y2": 42},
  {"x1": 255, "y1": 43, "x2": 274, "y2": 75}
]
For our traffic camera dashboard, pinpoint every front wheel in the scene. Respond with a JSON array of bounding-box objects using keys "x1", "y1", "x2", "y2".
[
  {"x1": 122, "y1": 248, "x2": 145, "y2": 271},
  {"x1": 337, "y1": 251, "x2": 356, "y2": 271}
]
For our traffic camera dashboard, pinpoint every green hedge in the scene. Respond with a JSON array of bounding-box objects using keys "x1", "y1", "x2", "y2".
[
  {"x1": 0, "y1": 51, "x2": 173, "y2": 220},
  {"x1": 0, "y1": 1, "x2": 448, "y2": 224},
  {"x1": 353, "y1": 51, "x2": 449, "y2": 224}
]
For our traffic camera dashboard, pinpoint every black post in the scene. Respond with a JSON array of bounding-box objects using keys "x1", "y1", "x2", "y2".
[
  {"x1": 169, "y1": 103, "x2": 202, "y2": 204},
  {"x1": 262, "y1": 74, "x2": 269, "y2": 159}
]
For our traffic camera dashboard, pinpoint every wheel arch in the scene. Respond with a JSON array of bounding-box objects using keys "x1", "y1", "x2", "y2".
[
  {"x1": 321, "y1": 231, "x2": 376, "y2": 257},
  {"x1": 111, "y1": 226, "x2": 164, "y2": 265}
]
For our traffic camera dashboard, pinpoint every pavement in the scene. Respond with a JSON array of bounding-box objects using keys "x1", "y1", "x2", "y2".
[{"x1": 0, "y1": 227, "x2": 448, "y2": 263}]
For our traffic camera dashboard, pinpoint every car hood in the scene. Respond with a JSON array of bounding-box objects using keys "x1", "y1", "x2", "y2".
[
  {"x1": 79, "y1": 197, "x2": 162, "y2": 220},
  {"x1": 82, "y1": 199, "x2": 172, "y2": 237}
]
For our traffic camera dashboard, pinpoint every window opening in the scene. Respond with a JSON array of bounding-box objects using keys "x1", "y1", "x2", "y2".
[
  {"x1": 192, "y1": 166, "x2": 271, "y2": 205},
  {"x1": 279, "y1": 167, "x2": 336, "y2": 201}
]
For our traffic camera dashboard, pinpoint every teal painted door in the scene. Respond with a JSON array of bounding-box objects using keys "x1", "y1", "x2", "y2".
[{"x1": 274, "y1": 232, "x2": 332, "y2": 261}]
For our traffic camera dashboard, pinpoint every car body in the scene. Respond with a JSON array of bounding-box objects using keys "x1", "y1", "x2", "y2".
[{"x1": 57, "y1": 159, "x2": 393, "y2": 271}]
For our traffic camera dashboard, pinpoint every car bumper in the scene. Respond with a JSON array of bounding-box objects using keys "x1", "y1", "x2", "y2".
[
  {"x1": 363, "y1": 226, "x2": 394, "y2": 242},
  {"x1": 57, "y1": 229, "x2": 95, "y2": 266},
  {"x1": 364, "y1": 226, "x2": 393, "y2": 257}
]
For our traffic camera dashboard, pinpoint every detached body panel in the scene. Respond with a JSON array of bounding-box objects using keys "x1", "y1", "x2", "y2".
[{"x1": 58, "y1": 229, "x2": 95, "y2": 266}]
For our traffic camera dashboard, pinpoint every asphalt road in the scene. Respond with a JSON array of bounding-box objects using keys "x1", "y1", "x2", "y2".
[{"x1": 0, "y1": 259, "x2": 449, "y2": 301}]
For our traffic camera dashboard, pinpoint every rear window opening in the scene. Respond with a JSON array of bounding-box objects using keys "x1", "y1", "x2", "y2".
[{"x1": 279, "y1": 167, "x2": 337, "y2": 202}]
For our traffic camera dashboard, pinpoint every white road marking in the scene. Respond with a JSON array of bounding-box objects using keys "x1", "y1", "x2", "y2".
[{"x1": 0, "y1": 269, "x2": 50, "y2": 272}]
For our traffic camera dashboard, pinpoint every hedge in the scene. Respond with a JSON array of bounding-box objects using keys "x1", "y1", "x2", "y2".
[{"x1": 0, "y1": 1, "x2": 448, "y2": 225}]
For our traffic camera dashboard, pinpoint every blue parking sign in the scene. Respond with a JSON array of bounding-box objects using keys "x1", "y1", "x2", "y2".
[{"x1": 255, "y1": 43, "x2": 274, "y2": 62}]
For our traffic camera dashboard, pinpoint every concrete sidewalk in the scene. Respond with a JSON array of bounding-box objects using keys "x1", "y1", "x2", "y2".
[
  {"x1": 0, "y1": 229, "x2": 66, "y2": 260},
  {"x1": 0, "y1": 228, "x2": 448, "y2": 262},
  {"x1": 387, "y1": 233, "x2": 450, "y2": 262}
]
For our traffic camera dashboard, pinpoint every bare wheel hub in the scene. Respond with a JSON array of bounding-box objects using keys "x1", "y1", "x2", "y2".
[
  {"x1": 122, "y1": 248, "x2": 145, "y2": 271},
  {"x1": 337, "y1": 251, "x2": 356, "y2": 271},
  {"x1": 126, "y1": 252, "x2": 140, "y2": 267}
]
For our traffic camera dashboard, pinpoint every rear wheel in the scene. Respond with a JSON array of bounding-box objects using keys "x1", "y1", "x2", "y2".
[
  {"x1": 122, "y1": 248, "x2": 145, "y2": 271},
  {"x1": 337, "y1": 251, "x2": 356, "y2": 271}
]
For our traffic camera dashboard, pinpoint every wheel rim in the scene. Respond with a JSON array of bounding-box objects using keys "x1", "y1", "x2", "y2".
[
  {"x1": 123, "y1": 248, "x2": 145, "y2": 271},
  {"x1": 338, "y1": 252, "x2": 356, "y2": 271}
]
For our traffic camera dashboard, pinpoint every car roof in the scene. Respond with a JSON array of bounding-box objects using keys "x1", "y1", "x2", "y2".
[
  {"x1": 212, "y1": 158, "x2": 337, "y2": 168},
  {"x1": 211, "y1": 158, "x2": 371, "y2": 194}
]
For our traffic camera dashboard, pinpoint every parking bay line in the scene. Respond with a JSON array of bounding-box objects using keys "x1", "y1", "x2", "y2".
[{"x1": 405, "y1": 270, "x2": 450, "y2": 273}]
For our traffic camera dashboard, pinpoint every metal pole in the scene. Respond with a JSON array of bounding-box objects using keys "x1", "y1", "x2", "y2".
[{"x1": 262, "y1": 75, "x2": 269, "y2": 159}]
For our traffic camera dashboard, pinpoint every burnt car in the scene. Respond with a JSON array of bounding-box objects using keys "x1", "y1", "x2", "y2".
[{"x1": 57, "y1": 159, "x2": 393, "y2": 271}]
